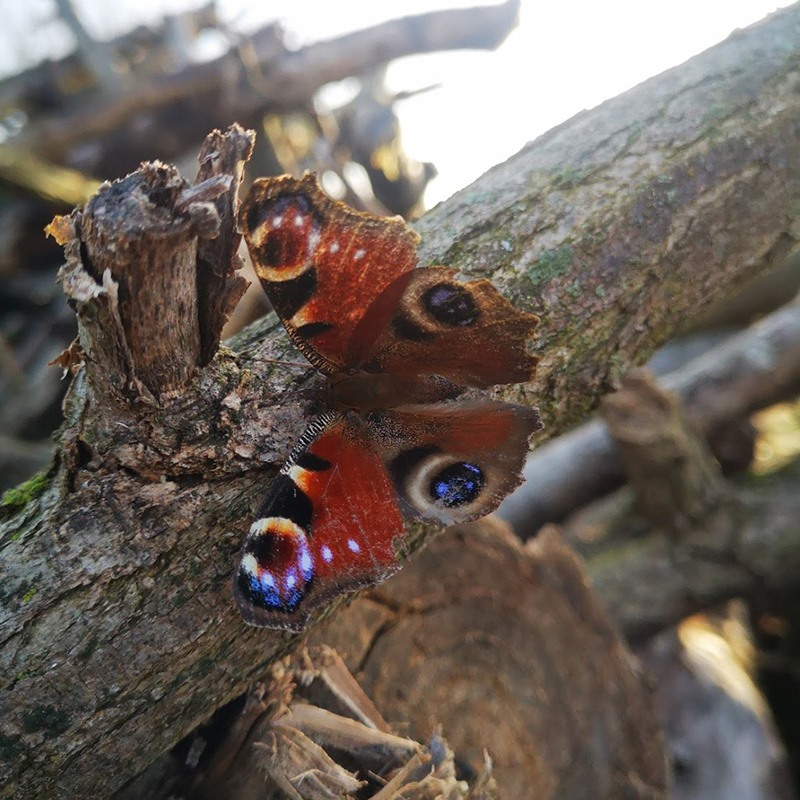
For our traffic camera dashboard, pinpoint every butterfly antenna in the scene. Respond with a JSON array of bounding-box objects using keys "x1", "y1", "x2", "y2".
[
  {"x1": 264, "y1": 359, "x2": 325, "y2": 406},
  {"x1": 264, "y1": 357, "x2": 311, "y2": 370}
]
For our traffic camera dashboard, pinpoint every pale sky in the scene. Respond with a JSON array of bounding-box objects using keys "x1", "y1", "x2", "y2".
[{"x1": 0, "y1": 0, "x2": 789, "y2": 203}]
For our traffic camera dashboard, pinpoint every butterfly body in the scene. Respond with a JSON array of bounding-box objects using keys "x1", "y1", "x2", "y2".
[{"x1": 235, "y1": 174, "x2": 542, "y2": 631}]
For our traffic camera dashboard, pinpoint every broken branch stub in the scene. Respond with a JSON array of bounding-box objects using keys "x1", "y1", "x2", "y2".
[
  {"x1": 56, "y1": 125, "x2": 254, "y2": 402},
  {"x1": 603, "y1": 368, "x2": 733, "y2": 533}
]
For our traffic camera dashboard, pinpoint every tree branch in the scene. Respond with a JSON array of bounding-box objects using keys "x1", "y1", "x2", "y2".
[
  {"x1": 3, "y1": 5, "x2": 800, "y2": 796},
  {"x1": 21, "y1": 1, "x2": 520, "y2": 179},
  {"x1": 413, "y1": 3, "x2": 800, "y2": 429}
]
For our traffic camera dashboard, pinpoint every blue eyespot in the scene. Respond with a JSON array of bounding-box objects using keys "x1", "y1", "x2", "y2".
[
  {"x1": 422, "y1": 283, "x2": 478, "y2": 326},
  {"x1": 430, "y1": 462, "x2": 485, "y2": 507},
  {"x1": 238, "y1": 520, "x2": 316, "y2": 612}
]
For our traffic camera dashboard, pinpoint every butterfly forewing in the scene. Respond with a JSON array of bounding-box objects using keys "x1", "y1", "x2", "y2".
[
  {"x1": 234, "y1": 414, "x2": 404, "y2": 631},
  {"x1": 240, "y1": 174, "x2": 419, "y2": 373},
  {"x1": 357, "y1": 267, "x2": 540, "y2": 387}
]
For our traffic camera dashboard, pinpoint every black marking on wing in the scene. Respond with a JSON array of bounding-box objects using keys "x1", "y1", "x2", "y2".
[
  {"x1": 266, "y1": 267, "x2": 317, "y2": 321},
  {"x1": 256, "y1": 473, "x2": 313, "y2": 531},
  {"x1": 389, "y1": 444, "x2": 440, "y2": 488},
  {"x1": 253, "y1": 236, "x2": 282, "y2": 269},
  {"x1": 392, "y1": 313, "x2": 435, "y2": 342},
  {"x1": 295, "y1": 450, "x2": 332, "y2": 472},
  {"x1": 296, "y1": 321, "x2": 335, "y2": 339}
]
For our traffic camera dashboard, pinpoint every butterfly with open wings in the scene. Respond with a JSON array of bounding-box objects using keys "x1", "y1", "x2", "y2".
[{"x1": 234, "y1": 174, "x2": 542, "y2": 631}]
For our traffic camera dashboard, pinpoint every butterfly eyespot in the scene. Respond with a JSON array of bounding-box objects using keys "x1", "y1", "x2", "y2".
[
  {"x1": 429, "y1": 462, "x2": 485, "y2": 507},
  {"x1": 390, "y1": 447, "x2": 492, "y2": 521},
  {"x1": 245, "y1": 193, "x2": 322, "y2": 282},
  {"x1": 236, "y1": 517, "x2": 315, "y2": 613},
  {"x1": 422, "y1": 283, "x2": 479, "y2": 327}
]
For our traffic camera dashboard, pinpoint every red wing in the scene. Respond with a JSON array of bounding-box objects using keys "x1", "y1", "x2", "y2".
[
  {"x1": 356, "y1": 267, "x2": 540, "y2": 388},
  {"x1": 233, "y1": 414, "x2": 404, "y2": 631},
  {"x1": 369, "y1": 401, "x2": 543, "y2": 526},
  {"x1": 240, "y1": 174, "x2": 419, "y2": 373}
]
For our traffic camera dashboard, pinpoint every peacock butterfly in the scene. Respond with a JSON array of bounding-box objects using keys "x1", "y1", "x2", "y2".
[{"x1": 234, "y1": 173, "x2": 542, "y2": 631}]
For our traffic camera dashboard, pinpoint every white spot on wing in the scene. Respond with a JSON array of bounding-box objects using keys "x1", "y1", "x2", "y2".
[
  {"x1": 286, "y1": 464, "x2": 308, "y2": 485},
  {"x1": 330, "y1": 241, "x2": 340, "y2": 253},
  {"x1": 250, "y1": 518, "x2": 270, "y2": 536},
  {"x1": 347, "y1": 538, "x2": 361, "y2": 553},
  {"x1": 321, "y1": 545, "x2": 333, "y2": 563},
  {"x1": 354, "y1": 248, "x2": 366, "y2": 261},
  {"x1": 242, "y1": 554, "x2": 259, "y2": 576},
  {"x1": 294, "y1": 214, "x2": 304, "y2": 227},
  {"x1": 272, "y1": 215, "x2": 283, "y2": 227}
]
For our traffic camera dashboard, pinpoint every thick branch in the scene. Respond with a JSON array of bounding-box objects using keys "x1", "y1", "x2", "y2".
[
  {"x1": 3, "y1": 5, "x2": 800, "y2": 797},
  {"x1": 414, "y1": 3, "x2": 800, "y2": 429},
  {"x1": 551, "y1": 365, "x2": 800, "y2": 641},
  {"x1": 577, "y1": 458, "x2": 800, "y2": 642}
]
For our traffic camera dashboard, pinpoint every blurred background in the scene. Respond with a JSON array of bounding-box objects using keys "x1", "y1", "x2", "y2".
[{"x1": 0, "y1": 0, "x2": 789, "y2": 206}]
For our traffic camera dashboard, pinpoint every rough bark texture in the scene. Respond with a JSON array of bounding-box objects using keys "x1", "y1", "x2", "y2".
[{"x1": 2, "y1": 5, "x2": 800, "y2": 797}]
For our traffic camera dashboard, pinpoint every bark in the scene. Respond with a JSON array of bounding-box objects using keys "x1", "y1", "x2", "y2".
[
  {"x1": 311, "y1": 523, "x2": 667, "y2": 800},
  {"x1": 571, "y1": 392, "x2": 800, "y2": 642},
  {"x1": 3, "y1": 4, "x2": 800, "y2": 797}
]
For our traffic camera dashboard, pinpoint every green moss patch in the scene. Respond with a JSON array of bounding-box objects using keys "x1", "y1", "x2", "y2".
[
  {"x1": 2, "y1": 472, "x2": 49, "y2": 516},
  {"x1": 528, "y1": 245, "x2": 573, "y2": 286}
]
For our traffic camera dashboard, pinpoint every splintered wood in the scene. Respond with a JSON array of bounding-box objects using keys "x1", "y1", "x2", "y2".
[
  {"x1": 311, "y1": 519, "x2": 667, "y2": 799},
  {"x1": 191, "y1": 649, "x2": 497, "y2": 800}
]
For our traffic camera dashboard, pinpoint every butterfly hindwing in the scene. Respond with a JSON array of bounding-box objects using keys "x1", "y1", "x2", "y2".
[
  {"x1": 369, "y1": 401, "x2": 543, "y2": 525},
  {"x1": 240, "y1": 174, "x2": 419, "y2": 373},
  {"x1": 233, "y1": 414, "x2": 405, "y2": 631},
  {"x1": 355, "y1": 267, "x2": 540, "y2": 388}
]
